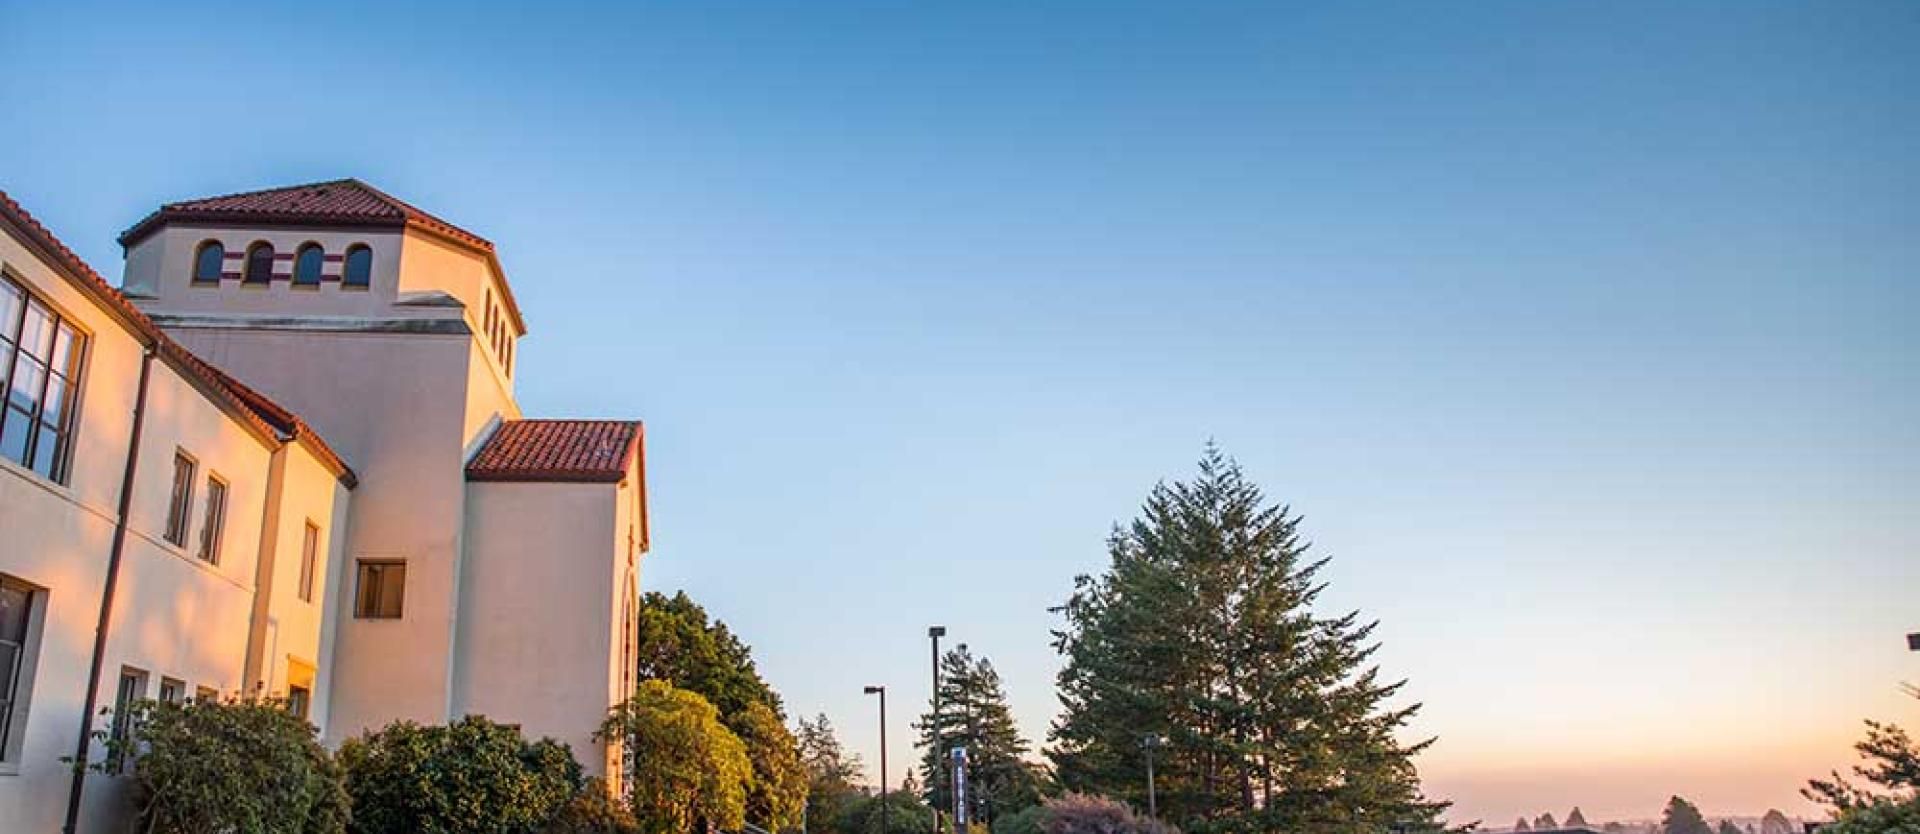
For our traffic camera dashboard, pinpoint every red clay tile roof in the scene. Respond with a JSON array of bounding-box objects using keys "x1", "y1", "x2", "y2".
[
  {"x1": 467, "y1": 420, "x2": 643, "y2": 483},
  {"x1": 0, "y1": 188, "x2": 356, "y2": 487},
  {"x1": 117, "y1": 178, "x2": 527, "y2": 334}
]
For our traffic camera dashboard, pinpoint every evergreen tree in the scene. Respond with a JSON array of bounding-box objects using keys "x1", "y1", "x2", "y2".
[
  {"x1": 1538, "y1": 814, "x2": 1559, "y2": 830},
  {"x1": 1048, "y1": 446, "x2": 1448, "y2": 834},
  {"x1": 918, "y1": 644, "x2": 1045, "y2": 826},
  {"x1": 1567, "y1": 808, "x2": 1589, "y2": 828},
  {"x1": 1661, "y1": 797, "x2": 1713, "y2": 834},
  {"x1": 1604, "y1": 823, "x2": 1627, "y2": 833},
  {"x1": 798, "y1": 713, "x2": 865, "y2": 834},
  {"x1": 1759, "y1": 810, "x2": 1794, "y2": 834},
  {"x1": 1716, "y1": 821, "x2": 1743, "y2": 834},
  {"x1": 1515, "y1": 819, "x2": 1532, "y2": 832}
]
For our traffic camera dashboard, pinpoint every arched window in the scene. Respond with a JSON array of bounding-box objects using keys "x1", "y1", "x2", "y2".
[
  {"x1": 293, "y1": 244, "x2": 324, "y2": 287},
  {"x1": 342, "y1": 244, "x2": 372, "y2": 289},
  {"x1": 243, "y1": 242, "x2": 274, "y2": 285},
  {"x1": 193, "y1": 241, "x2": 225, "y2": 284}
]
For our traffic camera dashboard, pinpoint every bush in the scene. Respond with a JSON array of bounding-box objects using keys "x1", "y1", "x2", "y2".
[
  {"x1": 994, "y1": 806, "x2": 1046, "y2": 834},
  {"x1": 1036, "y1": 794, "x2": 1178, "y2": 834},
  {"x1": 598, "y1": 680, "x2": 752, "y2": 834},
  {"x1": 542, "y1": 779, "x2": 641, "y2": 834},
  {"x1": 834, "y1": 790, "x2": 938, "y2": 834},
  {"x1": 94, "y1": 695, "x2": 347, "y2": 834},
  {"x1": 340, "y1": 715, "x2": 583, "y2": 834}
]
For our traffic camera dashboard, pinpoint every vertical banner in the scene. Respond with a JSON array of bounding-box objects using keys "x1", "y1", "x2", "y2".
[{"x1": 951, "y1": 746, "x2": 969, "y2": 827}]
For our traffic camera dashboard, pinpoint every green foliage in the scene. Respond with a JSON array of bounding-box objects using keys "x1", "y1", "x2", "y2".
[
  {"x1": 994, "y1": 805, "x2": 1047, "y2": 834},
  {"x1": 735, "y1": 700, "x2": 810, "y2": 831},
  {"x1": 632, "y1": 591, "x2": 805, "y2": 831},
  {"x1": 799, "y1": 713, "x2": 866, "y2": 834},
  {"x1": 1823, "y1": 796, "x2": 1920, "y2": 834},
  {"x1": 339, "y1": 715, "x2": 583, "y2": 834},
  {"x1": 600, "y1": 680, "x2": 752, "y2": 834},
  {"x1": 1760, "y1": 811, "x2": 1795, "y2": 834},
  {"x1": 1660, "y1": 797, "x2": 1713, "y2": 834},
  {"x1": 917, "y1": 644, "x2": 1046, "y2": 826},
  {"x1": 1048, "y1": 446, "x2": 1448, "y2": 834},
  {"x1": 635, "y1": 591, "x2": 782, "y2": 720},
  {"x1": 836, "y1": 790, "x2": 938, "y2": 834},
  {"x1": 542, "y1": 779, "x2": 643, "y2": 834},
  {"x1": 1717, "y1": 822, "x2": 1744, "y2": 834},
  {"x1": 1807, "y1": 694, "x2": 1920, "y2": 811},
  {"x1": 93, "y1": 695, "x2": 347, "y2": 834},
  {"x1": 1036, "y1": 794, "x2": 1179, "y2": 834}
]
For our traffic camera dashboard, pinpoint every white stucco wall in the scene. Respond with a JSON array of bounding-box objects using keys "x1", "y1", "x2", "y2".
[
  {"x1": 124, "y1": 226, "x2": 411, "y2": 320},
  {"x1": 456, "y1": 479, "x2": 624, "y2": 776}
]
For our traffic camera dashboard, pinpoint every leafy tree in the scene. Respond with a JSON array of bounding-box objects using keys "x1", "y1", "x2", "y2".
[
  {"x1": 1567, "y1": 809, "x2": 1589, "y2": 828},
  {"x1": 837, "y1": 790, "x2": 939, "y2": 834},
  {"x1": 1823, "y1": 797, "x2": 1920, "y2": 834},
  {"x1": 339, "y1": 715, "x2": 582, "y2": 834},
  {"x1": 600, "y1": 680, "x2": 752, "y2": 834},
  {"x1": 918, "y1": 644, "x2": 1046, "y2": 825},
  {"x1": 1804, "y1": 691, "x2": 1920, "y2": 834},
  {"x1": 91, "y1": 695, "x2": 347, "y2": 834},
  {"x1": 996, "y1": 805, "x2": 1048, "y2": 834},
  {"x1": 1539, "y1": 815, "x2": 1560, "y2": 830},
  {"x1": 1758, "y1": 810, "x2": 1794, "y2": 834},
  {"x1": 1048, "y1": 447, "x2": 1448, "y2": 834},
  {"x1": 799, "y1": 713, "x2": 866, "y2": 834},
  {"x1": 543, "y1": 779, "x2": 642, "y2": 834},
  {"x1": 734, "y1": 701, "x2": 809, "y2": 831},
  {"x1": 1660, "y1": 797, "x2": 1713, "y2": 834},
  {"x1": 633, "y1": 592, "x2": 804, "y2": 831}
]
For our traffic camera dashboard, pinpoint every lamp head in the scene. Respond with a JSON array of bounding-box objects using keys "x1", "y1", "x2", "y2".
[
  {"x1": 864, "y1": 685, "x2": 885, "y2": 695},
  {"x1": 929, "y1": 626, "x2": 947, "y2": 638}
]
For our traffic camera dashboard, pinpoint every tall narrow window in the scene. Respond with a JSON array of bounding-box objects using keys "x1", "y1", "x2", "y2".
[
  {"x1": 0, "y1": 276, "x2": 86, "y2": 481},
  {"x1": 164, "y1": 452, "x2": 195, "y2": 547},
  {"x1": 298, "y1": 522, "x2": 319, "y2": 602},
  {"x1": 193, "y1": 241, "x2": 225, "y2": 284},
  {"x1": 244, "y1": 242, "x2": 275, "y2": 285},
  {"x1": 110, "y1": 667, "x2": 146, "y2": 771},
  {"x1": 0, "y1": 576, "x2": 38, "y2": 761},
  {"x1": 342, "y1": 245, "x2": 371, "y2": 289},
  {"x1": 197, "y1": 475, "x2": 227, "y2": 564},
  {"x1": 293, "y1": 243, "x2": 324, "y2": 288},
  {"x1": 354, "y1": 560, "x2": 406, "y2": 618}
]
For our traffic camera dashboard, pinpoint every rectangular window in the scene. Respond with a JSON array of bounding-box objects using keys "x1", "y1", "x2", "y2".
[
  {"x1": 0, "y1": 576, "x2": 38, "y2": 762},
  {"x1": 158, "y1": 677, "x2": 184, "y2": 705},
  {"x1": 164, "y1": 452, "x2": 195, "y2": 547},
  {"x1": 286, "y1": 659, "x2": 315, "y2": 719},
  {"x1": 354, "y1": 560, "x2": 406, "y2": 619},
  {"x1": 287, "y1": 685, "x2": 311, "y2": 719},
  {"x1": 298, "y1": 522, "x2": 320, "y2": 602},
  {"x1": 194, "y1": 685, "x2": 217, "y2": 704},
  {"x1": 0, "y1": 273, "x2": 86, "y2": 482},
  {"x1": 196, "y1": 474, "x2": 228, "y2": 564},
  {"x1": 110, "y1": 666, "x2": 147, "y2": 771}
]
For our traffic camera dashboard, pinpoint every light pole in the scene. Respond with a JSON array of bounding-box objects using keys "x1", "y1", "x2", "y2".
[
  {"x1": 1143, "y1": 734, "x2": 1162, "y2": 819},
  {"x1": 930, "y1": 626, "x2": 947, "y2": 834},
  {"x1": 865, "y1": 685, "x2": 889, "y2": 834}
]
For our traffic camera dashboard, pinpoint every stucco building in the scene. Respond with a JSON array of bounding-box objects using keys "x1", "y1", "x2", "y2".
[{"x1": 0, "y1": 181, "x2": 647, "y2": 832}]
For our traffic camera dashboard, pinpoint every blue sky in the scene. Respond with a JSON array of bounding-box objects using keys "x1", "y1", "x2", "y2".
[{"x1": 4, "y1": 0, "x2": 1916, "y2": 823}]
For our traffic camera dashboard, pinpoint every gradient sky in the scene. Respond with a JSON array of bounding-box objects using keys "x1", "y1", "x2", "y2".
[{"x1": 3, "y1": 0, "x2": 1916, "y2": 825}]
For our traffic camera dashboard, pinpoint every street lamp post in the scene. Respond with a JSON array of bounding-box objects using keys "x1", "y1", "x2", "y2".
[
  {"x1": 865, "y1": 685, "x2": 889, "y2": 834},
  {"x1": 930, "y1": 626, "x2": 947, "y2": 834},
  {"x1": 1143, "y1": 734, "x2": 1162, "y2": 819}
]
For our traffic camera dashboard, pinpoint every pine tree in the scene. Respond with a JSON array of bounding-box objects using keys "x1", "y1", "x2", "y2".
[
  {"x1": 798, "y1": 713, "x2": 865, "y2": 834},
  {"x1": 1048, "y1": 446, "x2": 1448, "y2": 834},
  {"x1": 1758, "y1": 810, "x2": 1793, "y2": 834},
  {"x1": 1716, "y1": 820, "x2": 1743, "y2": 834},
  {"x1": 1538, "y1": 814, "x2": 1559, "y2": 830},
  {"x1": 1516, "y1": 819, "x2": 1533, "y2": 832},
  {"x1": 1661, "y1": 797, "x2": 1713, "y2": 834},
  {"x1": 916, "y1": 645, "x2": 1044, "y2": 827},
  {"x1": 1567, "y1": 808, "x2": 1589, "y2": 828}
]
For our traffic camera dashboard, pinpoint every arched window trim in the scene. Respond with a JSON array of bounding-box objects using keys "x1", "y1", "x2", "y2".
[
  {"x1": 242, "y1": 241, "x2": 275, "y2": 287},
  {"x1": 292, "y1": 242, "x2": 324, "y2": 289},
  {"x1": 342, "y1": 244, "x2": 372, "y2": 290},
  {"x1": 192, "y1": 240, "x2": 226, "y2": 285}
]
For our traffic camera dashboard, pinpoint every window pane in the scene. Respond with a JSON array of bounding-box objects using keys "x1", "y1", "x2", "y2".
[
  {"x1": 166, "y1": 455, "x2": 194, "y2": 546},
  {"x1": 245, "y1": 245, "x2": 274, "y2": 285},
  {"x1": 50, "y1": 325, "x2": 79, "y2": 377},
  {"x1": 17, "y1": 302, "x2": 51, "y2": 360},
  {"x1": 343, "y1": 247, "x2": 371, "y2": 287},
  {"x1": 299, "y1": 525, "x2": 318, "y2": 602},
  {"x1": 294, "y1": 246, "x2": 323, "y2": 286},
  {"x1": 199, "y1": 479, "x2": 226, "y2": 563},
  {"x1": 0, "y1": 281, "x2": 22, "y2": 338},
  {"x1": 194, "y1": 243, "x2": 225, "y2": 282},
  {"x1": 8, "y1": 355, "x2": 44, "y2": 413},
  {"x1": 0, "y1": 407, "x2": 29, "y2": 465},
  {"x1": 0, "y1": 584, "x2": 29, "y2": 642}
]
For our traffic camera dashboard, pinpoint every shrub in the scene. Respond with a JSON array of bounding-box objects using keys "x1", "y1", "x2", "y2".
[
  {"x1": 1037, "y1": 794, "x2": 1178, "y2": 834},
  {"x1": 994, "y1": 805, "x2": 1046, "y2": 834},
  {"x1": 833, "y1": 790, "x2": 938, "y2": 834},
  {"x1": 93, "y1": 695, "x2": 347, "y2": 834},
  {"x1": 339, "y1": 715, "x2": 583, "y2": 834},
  {"x1": 542, "y1": 778, "x2": 642, "y2": 834}
]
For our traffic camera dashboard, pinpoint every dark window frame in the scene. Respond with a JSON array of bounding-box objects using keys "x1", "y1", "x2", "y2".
[
  {"x1": 0, "y1": 575, "x2": 38, "y2": 762},
  {"x1": 192, "y1": 240, "x2": 226, "y2": 285},
  {"x1": 242, "y1": 241, "x2": 275, "y2": 286},
  {"x1": 197, "y1": 473, "x2": 228, "y2": 564},
  {"x1": 354, "y1": 559, "x2": 406, "y2": 619},
  {"x1": 292, "y1": 242, "x2": 324, "y2": 288},
  {"x1": 298, "y1": 521, "x2": 319, "y2": 602},
  {"x1": 164, "y1": 451, "x2": 196, "y2": 547},
  {"x1": 0, "y1": 271, "x2": 88, "y2": 484}
]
